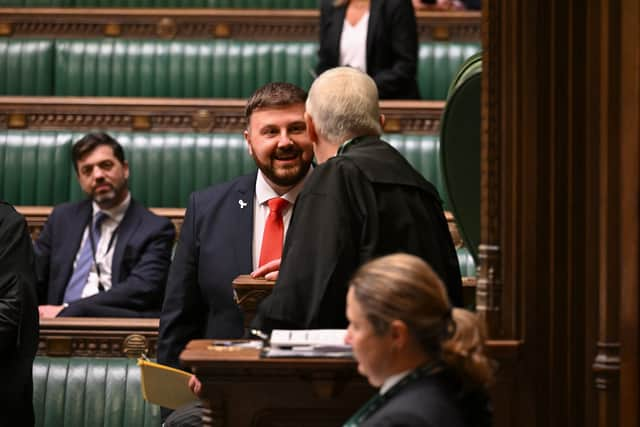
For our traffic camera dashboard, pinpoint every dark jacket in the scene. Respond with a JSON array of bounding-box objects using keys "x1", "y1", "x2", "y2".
[
  {"x1": 0, "y1": 202, "x2": 39, "y2": 427},
  {"x1": 34, "y1": 198, "x2": 175, "y2": 317},
  {"x1": 316, "y1": 0, "x2": 421, "y2": 99},
  {"x1": 158, "y1": 173, "x2": 257, "y2": 371}
]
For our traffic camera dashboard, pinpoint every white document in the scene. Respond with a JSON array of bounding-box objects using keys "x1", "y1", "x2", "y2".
[{"x1": 264, "y1": 329, "x2": 352, "y2": 358}]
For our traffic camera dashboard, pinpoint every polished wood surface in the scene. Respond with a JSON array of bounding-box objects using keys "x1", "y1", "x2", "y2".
[
  {"x1": 181, "y1": 339, "x2": 374, "y2": 427},
  {"x1": 482, "y1": 0, "x2": 640, "y2": 426}
]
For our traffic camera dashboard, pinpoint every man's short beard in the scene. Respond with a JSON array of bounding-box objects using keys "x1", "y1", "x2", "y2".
[
  {"x1": 91, "y1": 181, "x2": 127, "y2": 208},
  {"x1": 261, "y1": 159, "x2": 311, "y2": 188}
]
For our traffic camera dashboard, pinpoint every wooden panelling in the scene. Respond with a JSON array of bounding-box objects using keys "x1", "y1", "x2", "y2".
[
  {"x1": 0, "y1": 97, "x2": 444, "y2": 134},
  {"x1": 38, "y1": 317, "x2": 159, "y2": 358},
  {"x1": 0, "y1": 8, "x2": 481, "y2": 42},
  {"x1": 483, "y1": 0, "x2": 639, "y2": 427}
]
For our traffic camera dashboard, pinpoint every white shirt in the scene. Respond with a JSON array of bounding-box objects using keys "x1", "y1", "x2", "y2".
[
  {"x1": 72, "y1": 193, "x2": 131, "y2": 299},
  {"x1": 379, "y1": 369, "x2": 412, "y2": 395},
  {"x1": 339, "y1": 12, "x2": 370, "y2": 73},
  {"x1": 252, "y1": 169, "x2": 311, "y2": 270}
]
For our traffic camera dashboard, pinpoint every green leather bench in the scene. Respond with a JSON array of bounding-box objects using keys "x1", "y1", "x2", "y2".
[
  {"x1": 0, "y1": 38, "x2": 480, "y2": 100},
  {"x1": 33, "y1": 356, "x2": 160, "y2": 427},
  {"x1": 54, "y1": 39, "x2": 318, "y2": 98},
  {"x1": 0, "y1": 39, "x2": 54, "y2": 95},
  {"x1": 4, "y1": 0, "x2": 317, "y2": 7},
  {"x1": 0, "y1": 130, "x2": 449, "y2": 208},
  {"x1": 418, "y1": 43, "x2": 481, "y2": 100}
]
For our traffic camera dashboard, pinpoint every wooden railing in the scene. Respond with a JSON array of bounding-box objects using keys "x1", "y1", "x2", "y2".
[
  {"x1": 0, "y1": 97, "x2": 444, "y2": 134},
  {"x1": 0, "y1": 9, "x2": 481, "y2": 42},
  {"x1": 38, "y1": 317, "x2": 159, "y2": 358}
]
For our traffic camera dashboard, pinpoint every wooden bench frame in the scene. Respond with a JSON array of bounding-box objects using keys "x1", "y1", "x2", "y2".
[
  {"x1": 0, "y1": 97, "x2": 445, "y2": 134},
  {"x1": 38, "y1": 317, "x2": 159, "y2": 358},
  {"x1": 0, "y1": 8, "x2": 481, "y2": 42}
]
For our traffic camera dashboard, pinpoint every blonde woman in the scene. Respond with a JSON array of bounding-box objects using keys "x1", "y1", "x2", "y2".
[
  {"x1": 344, "y1": 253, "x2": 493, "y2": 427},
  {"x1": 316, "y1": 0, "x2": 420, "y2": 99}
]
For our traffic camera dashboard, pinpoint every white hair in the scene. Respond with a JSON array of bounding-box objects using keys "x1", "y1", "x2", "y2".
[{"x1": 306, "y1": 67, "x2": 382, "y2": 144}]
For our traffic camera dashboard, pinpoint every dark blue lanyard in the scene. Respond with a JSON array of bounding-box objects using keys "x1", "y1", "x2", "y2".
[{"x1": 342, "y1": 361, "x2": 443, "y2": 427}]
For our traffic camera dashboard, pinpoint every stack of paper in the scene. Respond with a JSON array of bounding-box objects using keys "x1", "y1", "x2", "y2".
[{"x1": 264, "y1": 329, "x2": 353, "y2": 358}]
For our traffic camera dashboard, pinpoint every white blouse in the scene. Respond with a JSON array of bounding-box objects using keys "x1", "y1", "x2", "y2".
[{"x1": 339, "y1": 12, "x2": 370, "y2": 73}]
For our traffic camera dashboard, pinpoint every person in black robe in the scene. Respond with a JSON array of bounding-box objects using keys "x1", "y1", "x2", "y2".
[
  {"x1": 0, "y1": 201, "x2": 39, "y2": 427},
  {"x1": 252, "y1": 66, "x2": 462, "y2": 331}
]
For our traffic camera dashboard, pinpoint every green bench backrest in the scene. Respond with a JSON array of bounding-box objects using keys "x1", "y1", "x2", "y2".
[
  {"x1": 0, "y1": 38, "x2": 480, "y2": 100},
  {"x1": 0, "y1": 39, "x2": 54, "y2": 95},
  {"x1": 0, "y1": 131, "x2": 447, "y2": 208},
  {"x1": 33, "y1": 356, "x2": 160, "y2": 427},
  {"x1": 440, "y1": 52, "x2": 482, "y2": 262},
  {"x1": 4, "y1": 0, "x2": 317, "y2": 7},
  {"x1": 54, "y1": 39, "x2": 317, "y2": 98},
  {"x1": 418, "y1": 43, "x2": 481, "y2": 100},
  {"x1": 385, "y1": 133, "x2": 448, "y2": 208}
]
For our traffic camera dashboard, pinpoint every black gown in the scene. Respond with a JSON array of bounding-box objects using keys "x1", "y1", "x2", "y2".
[{"x1": 253, "y1": 136, "x2": 463, "y2": 331}]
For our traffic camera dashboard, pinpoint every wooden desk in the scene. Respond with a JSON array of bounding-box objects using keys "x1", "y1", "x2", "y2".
[{"x1": 180, "y1": 340, "x2": 375, "y2": 427}]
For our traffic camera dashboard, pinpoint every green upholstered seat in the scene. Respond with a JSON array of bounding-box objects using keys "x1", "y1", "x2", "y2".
[
  {"x1": 0, "y1": 39, "x2": 54, "y2": 95},
  {"x1": 33, "y1": 356, "x2": 160, "y2": 427},
  {"x1": 418, "y1": 43, "x2": 481, "y2": 100},
  {"x1": 457, "y1": 246, "x2": 476, "y2": 278},
  {"x1": 0, "y1": 131, "x2": 447, "y2": 209},
  {"x1": 0, "y1": 39, "x2": 480, "y2": 100},
  {"x1": 440, "y1": 52, "x2": 481, "y2": 262},
  {"x1": 385, "y1": 133, "x2": 448, "y2": 209},
  {"x1": 4, "y1": 0, "x2": 317, "y2": 7},
  {"x1": 51, "y1": 39, "x2": 479, "y2": 100},
  {"x1": 0, "y1": 131, "x2": 74, "y2": 206},
  {"x1": 54, "y1": 39, "x2": 317, "y2": 98}
]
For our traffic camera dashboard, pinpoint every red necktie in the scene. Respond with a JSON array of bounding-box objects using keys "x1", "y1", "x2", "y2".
[{"x1": 259, "y1": 197, "x2": 289, "y2": 267}]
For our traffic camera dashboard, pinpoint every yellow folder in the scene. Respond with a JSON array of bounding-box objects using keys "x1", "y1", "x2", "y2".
[{"x1": 137, "y1": 358, "x2": 197, "y2": 410}]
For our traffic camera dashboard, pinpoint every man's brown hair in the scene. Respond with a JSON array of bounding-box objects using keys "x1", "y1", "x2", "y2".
[{"x1": 244, "y1": 82, "x2": 307, "y2": 125}]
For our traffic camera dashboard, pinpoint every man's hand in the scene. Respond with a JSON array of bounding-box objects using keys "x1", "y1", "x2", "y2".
[
  {"x1": 188, "y1": 375, "x2": 202, "y2": 397},
  {"x1": 250, "y1": 258, "x2": 280, "y2": 281},
  {"x1": 38, "y1": 305, "x2": 65, "y2": 318}
]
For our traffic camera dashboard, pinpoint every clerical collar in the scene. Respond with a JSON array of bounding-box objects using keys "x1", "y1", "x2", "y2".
[{"x1": 92, "y1": 192, "x2": 130, "y2": 223}]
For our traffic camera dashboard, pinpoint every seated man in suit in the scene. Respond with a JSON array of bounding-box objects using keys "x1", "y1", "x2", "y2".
[
  {"x1": 158, "y1": 82, "x2": 313, "y2": 424},
  {"x1": 35, "y1": 132, "x2": 175, "y2": 318},
  {"x1": 252, "y1": 67, "x2": 463, "y2": 332}
]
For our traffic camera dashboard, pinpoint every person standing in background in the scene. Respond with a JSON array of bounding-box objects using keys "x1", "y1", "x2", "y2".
[
  {"x1": 316, "y1": 0, "x2": 421, "y2": 99},
  {"x1": 0, "y1": 201, "x2": 39, "y2": 427}
]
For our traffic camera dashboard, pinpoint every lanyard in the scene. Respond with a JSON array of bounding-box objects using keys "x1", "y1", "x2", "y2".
[
  {"x1": 88, "y1": 213, "x2": 119, "y2": 292},
  {"x1": 342, "y1": 361, "x2": 443, "y2": 427}
]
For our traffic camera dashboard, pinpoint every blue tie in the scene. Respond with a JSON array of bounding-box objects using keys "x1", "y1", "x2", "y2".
[{"x1": 63, "y1": 212, "x2": 107, "y2": 304}]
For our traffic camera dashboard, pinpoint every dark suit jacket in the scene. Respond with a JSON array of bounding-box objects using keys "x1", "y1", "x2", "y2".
[
  {"x1": 158, "y1": 173, "x2": 256, "y2": 371},
  {"x1": 316, "y1": 0, "x2": 420, "y2": 99},
  {"x1": 361, "y1": 370, "x2": 492, "y2": 427},
  {"x1": 0, "y1": 202, "x2": 39, "y2": 427},
  {"x1": 34, "y1": 198, "x2": 175, "y2": 317}
]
